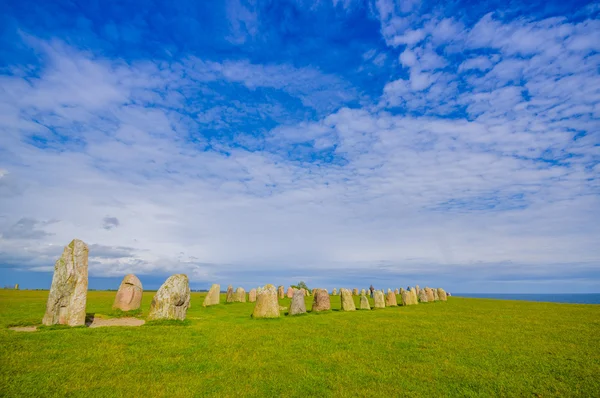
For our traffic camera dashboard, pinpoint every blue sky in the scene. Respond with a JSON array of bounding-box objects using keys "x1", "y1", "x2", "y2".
[{"x1": 0, "y1": 0, "x2": 599, "y2": 292}]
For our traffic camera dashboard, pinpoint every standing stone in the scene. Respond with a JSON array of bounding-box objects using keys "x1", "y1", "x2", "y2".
[
  {"x1": 289, "y1": 289, "x2": 307, "y2": 315},
  {"x1": 386, "y1": 291, "x2": 397, "y2": 306},
  {"x1": 425, "y1": 287, "x2": 435, "y2": 302},
  {"x1": 394, "y1": 289, "x2": 400, "y2": 295},
  {"x1": 249, "y1": 288, "x2": 257, "y2": 302},
  {"x1": 252, "y1": 284, "x2": 280, "y2": 318},
  {"x1": 415, "y1": 285, "x2": 420, "y2": 296},
  {"x1": 42, "y1": 239, "x2": 89, "y2": 326},
  {"x1": 374, "y1": 290, "x2": 385, "y2": 308},
  {"x1": 437, "y1": 288, "x2": 447, "y2": 301},
  {"x1": 418, "y1": 289, "x2": 429, "y2": 302},
  {"x1": 14, "y1": 284, "x2": 19, "y2": 290},
  {"x1": 278, "y1": 285, "x2": 285, "y2": 299},
  {"x1": 300, "y1": 288, "x2": 308, "y2": 296},
  {"x1": 235, "y1": 287, "x2": 246, "y2": 302},
  {"x1": 361, "y1": 288, "x2": 366, "y2": 296},
  {"x1": 433, "y1": 288, "x2": 440, "y2": 301},
  {"x1": 287, "y1": 286, "x2": 294, "y2": 298},
  {"x1": 409, "y1": 288, "x2": 418, "y2": 304},
  {"x1": 148, "y1": 274, "x2": 190, "y2": 321},
  {"x1": 360, "y1": 295, "x2": 370, "y2": 310},
  {"x1": 202, "y1": 284, "x2": 221, "y2": 307},
  {"x1": 401, "y1": 289, "x2": 417, "y2": 306},
  {"x1": 352, "y1": 288, "x2": 359, "y2": 296},
  {"x1": 226, "y1": 285, "x2": 234, "y2": 303},
  {"x1": 332, "y1": 288, "x2": 337, "y2": 296},
  {"x1": 312, "y1": 289, "x2": 331, "y2": 312},
  {"x1": 112, "y1": 274, "x2": 143, "y2": 311},
  {"x1": 340, "y1": 289, "x2": 356, "y2": 311}
]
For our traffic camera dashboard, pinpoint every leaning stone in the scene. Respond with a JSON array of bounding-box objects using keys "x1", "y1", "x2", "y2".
[
  {"x1": 42, "y1": 239, "x2": 89, "y2": 326},
  {"x1": 112, "y1": 274, "x2": 143, "y2": 311},
  {"x1": 437, "y1": 288, "x2": 447, "y2": 301},
  {"x1": 385, "y1": 291, "x2": 397, "y2": 306},
  {"x1": 287, "y1": 287, "x2": 294, "y2": 298},
  {"x1": 289, "y1": 289, "x2": 307, "y2": 315},
  {"x1": 148, "y1": 274, "x2": 190, "y2": 320},
  {"x1": 203, "y1": 284, "x2": 220, "y2": 307},
  {"x1": 252, "y1": 284, "x2": 280, "y2": 318},
  {"x1": 278, "y1": 285, "x2": 285, "y2": 299},
  {"x1": 360, "y1": 295, "x2": 370, "y2": 310},
  {"x1": 235, "y1": 287, "x2": 246, "y2": 302},
  {"x1": 374, "y1": 290, "x2": 385, "y2": 308},
  {"x1": 340, "y1": 289, "x2": 356, "y2": 311},
  {"x1": 332, "y1": 288, "x2": 337, "y2": 295},
  {"x1": 226, "y1": 285, "x2": 234, "y2": 303},
  {"x1": 312, "y1": 289, "x2": 331, "y2": 312},
  {"x1": 249, "y1": 288, "x2": 257, "y2": 302},
  {"x1": 419, "y1": 289, "x2": 429, "y2": 302}
]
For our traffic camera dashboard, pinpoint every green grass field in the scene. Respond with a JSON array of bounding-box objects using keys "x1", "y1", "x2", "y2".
[{"x1": 1, "y1": 290, "x2": 599, "y2": 397}]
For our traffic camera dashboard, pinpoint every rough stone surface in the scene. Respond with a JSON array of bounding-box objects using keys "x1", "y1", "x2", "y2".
[
  {"x1": 202, "y1": 284, "x2": 221, "y2": 307},
  {"x1": 410, "y1": 288, "x2": 418, "y2": 305},
  {"x1": 415, "y1": 285, "x2": 420, "y2": 296},
  {"x1": 374, "y1": 290, "x2": 385, "y2": 308},
  {"x1": 352, "y1": 288, "x2": 359, "y2": 296},
  {"x1": 425, "y1": 287, "x2": 435, "y2": 302},
  {"x1": 112, "y1": 274, "x2": 143, "y2": 311},
  {"x1": 289, "y1": 289, "x2": 307, "y2": 315},
  {"x1": 332, "y1": 288, "x2": 337, "y2": 295},
  {"x1": 312, "y1": 289, "x2": 331, "y2": 312},
  {"x1": 433, "y1": 288, "x2": 440, "y2": 301},
  {"x1": 42, "y1": 239, "x2": 89, "y2": 326},
  {"x1": 437, "y1": 288, "x2": 447, "y2": 301},
  {"x1": 287, "y1": 287, "x2": 294, "y2": 298},
  {"x1": 235, "y1": 287, "x2": 246, "y2": 302},
  {"x1": 278, "y1": 285, "x2": 285, "y2": 299},
  {"x1": 249, "y1": 288, "x2": 257, "y2": 302},
  {"x1": 300, "y1": 288, "x2": 308, "y2": 296},
  {"x1": 418, "y1": 289, "x2": 429, "y2": 302},
  {"x1": 360, "y1": 295, "x2": 370, "y2": 310},
  {"x1": 148, "y1": 274, "x2": 190, "y2": 320},
  {"x1": 361, "y1": 289, "x2": 366, "y2": 296},
  {"x1": 340, "y1": 288, "x2": 356, "y2": 311},
  {"x1": 226, "y1": 285, "x2": 234, "y2": 303},
  {"x1": 395, "y1": 289, "x2": 400, "y2": 295},
  {"x1": 252, "y1": 284, "x2": 280, "y2": 318},
  {"x1": 386, "y1": 291, "x2": 398, "y2": 306},
  {"x1": 401, "y1": 290, "x2": 417, "y2": 306}
]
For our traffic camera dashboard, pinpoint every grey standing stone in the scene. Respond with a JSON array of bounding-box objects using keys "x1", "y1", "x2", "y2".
[
  {"x1": 249, "y1": 288, "x2": 257, "y2": 302},
  {"x1": 226, "y1": 285, "x2": 234, "y2": 303},
  {"x1": 148, "y1": 274, "x2": 190, "y2": 321},
  {"x1": 360, "y1": 295, "x2": 370, "y2": 310},
  {"x1": 289, "y1": 289, "x2": 307, "y2": 315},
  {"x1": 252, "y1": 284, "x2": 280, "y2": 318},
  {"x1": 332, "y1": 288, "x2": 337, "y2": 296},
  {"x1": 374, "y1": 290, "x2": 385, "y2": 308},
  {"x1": 418, "y1": 289, "x2": 429, "y2": 302},
  {"x1": 340, "y1": 289, "x2": 356, "y2": 311}
]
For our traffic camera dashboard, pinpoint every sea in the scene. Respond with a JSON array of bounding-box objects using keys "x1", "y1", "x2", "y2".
[{"x1": 454, "y1": 293, "x2": 600, "y2": 304}]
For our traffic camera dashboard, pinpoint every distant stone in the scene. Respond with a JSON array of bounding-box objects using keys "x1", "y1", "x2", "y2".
[
  {"x1": 249, "y1": 288, "x2": 257, "y2": 302},
  {"x1": 301, "y1": 288, "x2": 308, "y2": 296},
  {"x1": 361, "y1": 288, "x2": 366, "y2": 296},
  {"x1": 418, "y1": 289, "x2": 429, "y2": 303},
  {"x1": 278, "y1": 285, "x2": 285, "y2": 299},
  {"x1": 360, "y1": 295, "x2": 370, "y2": 310},
  {"x1": 235, "y1": 287, "x2": 246, "y2": 302},
  {"x1": 42, "y1": 239, "x2": 89, "y2": 326},
  {"x1": 425, "y1": 287, "x2": 435, "y2": 302},
  {"x1": 394, "y1": 289, "x2": 399, "y2": 295},
  {"x1": 226, "y1": 285, "x2": 234, "y2": 303},
  {"x1": 312, "y1": 288, "x2": 331, "y2": 312},
  {"x1": 410, "y1": 288, "x2": 419, "y2": 305},
  {"x1": 401, "y1": 289, "x2": 417, "y2": 306},
  {"x1": 340, "y1": 288, "x2": 356, "y2": 311},
  {"x1": 352, "y1": 288, "x2": 358, "y2": 296},
  {"x1": 14, "y1": 284, "x2": 19, "y2": 290},
  {"x1": 252, "y1": 284, "x2": 280, "y2": 318},
  {"x1": 373, "y1": 290, "x2": 385, "y2": 308},
  {"x1": 385, "y1": 291, "x2": 397, "y2": 306},
  {"x1": 437, "y1": 288, "x2": 447, "y2": 301},
  {"x1": 289, "y1": 289, "x2": 307, "y2": 315},
  {"x1": 433, "y1": 288, "x2": 440, "y2": 301},
  {"x1": 287, "y1": 287, "x2": 294, "y2": 298},
  {"x1": 203, "y1": 284, "x2": 221, "y2": 307},
  {"x1": 148, "y1": 274, "x2": 190, "y2": 321},
  {"x1": 332, "y1": 288, "x2": 337, "y2": 295},
  {"x1": 112, "y1": 274, "x2": 143, "y2": 311},
  {"x1": 415, "y1": 285, "x2": 420, "y2": 296}
]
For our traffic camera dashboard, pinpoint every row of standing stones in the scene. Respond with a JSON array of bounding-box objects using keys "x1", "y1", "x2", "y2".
[{"x1": 41, "y1": 239, "x2": 448, "y2": 326}]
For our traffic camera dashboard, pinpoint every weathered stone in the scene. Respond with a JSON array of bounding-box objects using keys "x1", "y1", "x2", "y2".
[
  {"x1": 374, "y1": 290, "x2": 385, "y2": 308},
  {"x1": 415, "y1": 285, "x2": 420, "y2": 296},
  {"x1": 278, "y1": 285, "x2": 285, "y2": 299},
  {"x1": 437, "y1": 288, "x2": 447, "y2": 301},
  {"x1": 252, "y1": 284, "x2": 280, "y2": 318},
  {"x1": 148, "y1": 274, "x2": 190, "y2": 321},
  {"x1": 410, "y1": 288, "x2": 418, "y2": 305},
  {"x1": 352, "y1": 288, "x2": 358, "y2": 296},
  {"x1": 289, "y1": 289, "x2": 307, "y2": 315},
  {"x1": 401, "y1": 289, "x2": 417, "y2": 306},
  {"x1": 42, "y1": 239, "x2": 89, "y2": 326},
  {"x1": 235, "y1": 287, "x2": 246, "y2": 302},
  {"x1": 385, "y1": 291, "x2": 397, "y2": 306},
  {"x1": 249, "y1": 288, "x2": 257, "y2": 302},
  {"x1": 203, "y1": 284, "x2": 221, "y2": 307},
  {"x1": 226, "y1": 285, "x2": 234, "y2": 303},
  {"x1": 300, "y1": 288, "x2": 308, "y2": 296},
  {"x1": 332, "y1": 288, "x2": 337, "y2": 295},
  {"x1": 112, "y1": 274, "x2": 143, "y2": 311},
  {"x1": 361, "y1": 288, "x2": 366, "y2": 296},
  {"x1": 287, "y1": 286, "x2": 294, "y2": 298},
  {"x1": 14, "y1": 284, "x2": 19, "y2": 290},
  {"x1": 418, "y1": 289, "x2": 429, "y2": 302},
  {"x1": 360, "y1": 295, "x2": 370, "y2": 310},
  {"x1": 394, "y1": 289, "x2": 399, "y2": 295},
  {"x1": 425, "y1": 287, "x2": 435, "y2": 302},
  {"x1": 433, "y1": 288, "x2": 440, "y2": 301},
  {"x1": 312, "y1": 288, "x2": 331, "y2": 312},
  {"x1": 340, "y1": 288, "x2": 356, "y2": 311}
]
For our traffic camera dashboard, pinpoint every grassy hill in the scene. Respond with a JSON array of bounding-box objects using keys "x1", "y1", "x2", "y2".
[{"x1": 1, "y1": 290, "x2": 599, "y2": 397}]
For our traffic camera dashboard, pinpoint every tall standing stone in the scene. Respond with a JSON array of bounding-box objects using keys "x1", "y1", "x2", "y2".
[
  {"x1": 148, "y1": 274, "x2": 190, "y2": 321},
  {"x1": 235, "y1": 287, "x2": 246, "y2": 302},
  {"x1": 437, "y1": 288, "x2": 447, "y2": 301},
  {"x1": 14, "y1": 284, "x2": 19, "y2": 290},
  {"x1": 425, "y1": 287, "x2": 435, "y2": 302},
  {"x1": 332, "y1": 288, "x2": 337, "y2": 296},
  {"x1": 252, "y1": 284, "x2": 280, "y2": 318},
  {"x1": 249, "y1": 288, "x2": 257, "y2": 302},
  {"x1": 401, "y1": 289, "x2": 417, "y2": 306},
  {"x1": 287, "y1": 287, "x2": 294, "y2": 298},
  {"x1": 312, "y1": 288, "x2": 331, "y2": 312},
  {"x1": 415, "y1": 285, "x2": 420, "y2": 296},
  {"x1": 278, "y1": 285, "x2": 285, "y2": 299},
  {"x1": 386, "y1": 291, "x2": 397, "y2": 306},
  {"x1": 226, "y1": 285, "x2": 234, "y2": 303},
  {"x1": 410, "y1": 288, "x2": 418, "y2": 305},
  {"x1": 419, "y1": 289, "x2": 429, "y2": 302},
  {"x1": 340, "y1": 289, "x2": 356, "y2": 311},
  {"x1": 433, "y1": 288, "x2": 440, "y2": 301},
  {"x1": 203, "y1": 284, "x2": 221, "y2": 307},
  {"x1": 112, "y1": 274, "x2": 143, "y2": 311},
  {"x1": 374, "y1": 290, "x2": 385, "y2": 308},
  {"x1": 42, "y1": 239, "x2": 89, "y2": 326},
  {"x1": 289, "y1": 289, "x2": 307, "y2": 315},
  {"x1": 360, "y1": 295, "x2": 370, "y2": 310}
]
